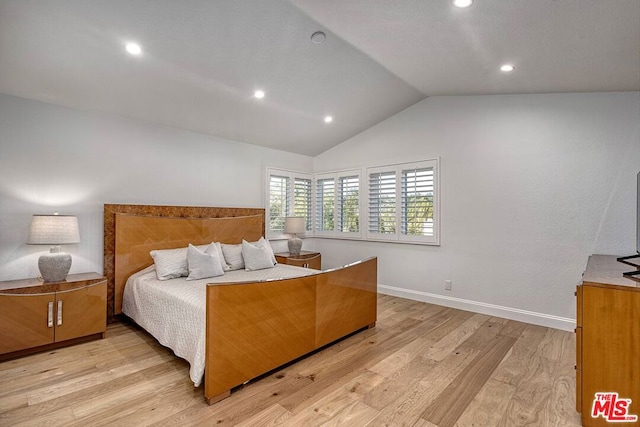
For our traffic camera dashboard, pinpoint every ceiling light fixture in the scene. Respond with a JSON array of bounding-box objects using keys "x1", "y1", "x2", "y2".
[
  {"x1": 125, "y1": 42, "x2": 142, "y2": 55},
  {"x1": 453, "y1": 0, "x2": 473, "y2": 8},
  {"x1": 254, "y1": 90, "x2": 265, "y2": 99},
  {"x1": 324, "y1": 116, "x2": 333, "y2": 124},
  {"x1": 500, "y1": 64, "x2": 515, "y2": 72},
  {"x1": 311, "y1": 31, "x2": 326, "y2": 44}
]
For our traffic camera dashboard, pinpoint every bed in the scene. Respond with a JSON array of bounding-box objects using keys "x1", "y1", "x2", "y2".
[{"x1": 103, "y1": 204, "x2": 377, "y2": 404}]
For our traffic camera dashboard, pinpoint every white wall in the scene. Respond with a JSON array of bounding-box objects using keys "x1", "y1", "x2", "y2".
[
  {"x1": 314, "y1": 92, "x2": 640, "y2": 330},
  {"x1": 0, "y1": 94, "x2": 313, "y2": 280},
  {"x1": 2, "y1": 92, "x2": 638, "y2": 331}
]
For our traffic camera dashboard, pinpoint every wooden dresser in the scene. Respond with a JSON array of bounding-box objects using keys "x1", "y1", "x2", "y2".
[
  {"x1": 275, "y1": 251, "x2": 321, "y2": 270},
  {"x1": 0, "y1": 272, "x2": 107, "y2": 360},
  {"x1": 576, "y1": 255, "x2": 639, "y2": 426}
]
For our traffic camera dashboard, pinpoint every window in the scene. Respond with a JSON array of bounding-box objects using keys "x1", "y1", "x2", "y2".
[
  {"x1": 268, "y1": 174, "x2": 289, "y2": 233},
  {"x1": 266, "y1": 160, "x2": 438, "y2": 245},
  {"x1": 401, "y1": 167, "x2": 435, "y2": 237},
  {"x1": 315, "y1": 170, "x2": 361, "y2": 237},
  {"x1": 293, "y1": 177, "x2": 312, "y2": 231},
  {"x1": 367, "y1": 159, "x2": 439, "y2": 244},
  {"x1": 266, "y1": 168, "x2": 312, "y2": 237},
  {"x1": 338, "y1": 175, "x2": 360, "y2": 233},
  {"x1": 368, "y1": 170, "x2": 396, "y2": 235},
  {"x1": 315, "y1": 177, "x2": 335, "y2": 232}
]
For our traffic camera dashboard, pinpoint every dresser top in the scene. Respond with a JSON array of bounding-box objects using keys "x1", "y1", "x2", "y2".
[
  {"x1": 0, "y1": 272, "x2": 106, "y2": 294},
  {"x1": 583, "y1": 255, "x2": 640, "y2": 288}
]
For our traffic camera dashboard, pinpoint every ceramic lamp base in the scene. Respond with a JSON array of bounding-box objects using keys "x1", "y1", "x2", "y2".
[
  {"x1": 38, "y1": 250, "x2": 72, "y2": 282},
  {"x1": 287, "y1": 236, "x2": 302, "y2": 255}
]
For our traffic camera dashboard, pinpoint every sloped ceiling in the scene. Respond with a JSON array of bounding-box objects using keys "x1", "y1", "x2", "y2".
[{"x1": 0, "y1": 0, "x2": 638, "y2": 156}]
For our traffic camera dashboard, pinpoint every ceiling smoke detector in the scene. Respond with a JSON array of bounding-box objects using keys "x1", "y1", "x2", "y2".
[{"x1": 311, "y1": 31, "x2": 326, "y2": 44}]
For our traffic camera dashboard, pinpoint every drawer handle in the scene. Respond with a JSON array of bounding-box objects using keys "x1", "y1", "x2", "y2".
[
  {"x1": 57, "y1": 300, "x2": 63, "y2": 326},
  {"x1": 47, "y1": 301, "x2": 54, "y2": 328}
]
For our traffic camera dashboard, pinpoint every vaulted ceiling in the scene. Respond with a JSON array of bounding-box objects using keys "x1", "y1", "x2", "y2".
[{"x1": 0, "y1": 0, "x2": 638, "y2": 156}]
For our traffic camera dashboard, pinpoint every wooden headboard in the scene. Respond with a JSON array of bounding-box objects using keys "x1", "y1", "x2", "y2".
[{"x1": 104, "y1": 204, "x2": 265, "y2": 320}]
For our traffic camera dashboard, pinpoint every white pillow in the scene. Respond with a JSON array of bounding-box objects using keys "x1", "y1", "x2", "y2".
[
  {"x1": 186, "y1": 243, "x2": 225, "y2": 280},
  {"x1": 221, "y1": 238, "x2": 275, "y2": 270},
  {"x1": 255, "y1": 236, "x2": 277, "y2": 265},
  {"x1": 210, "y1": 242, "x2": 226, "y2": 272},
  {"x1": 221, "y1": 243, "x2": 244, "y2": 271},
  {"x1": 150, "y1": 247, "x2": 189, "y2": 280},
  {"x1": 242, "y1": 240, "x2": 276, "y2": 271},
  {"x1": 150, "y1": 244, "x2": 210, "y2": 280}
]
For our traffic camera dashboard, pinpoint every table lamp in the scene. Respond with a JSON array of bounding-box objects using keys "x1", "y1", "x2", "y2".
[
  {"x1": 27, "y1": 214, "x2": 80, "y2": 282},
  {"x1": 284, "y1": 216, "x2": 305, "y2": 255}
]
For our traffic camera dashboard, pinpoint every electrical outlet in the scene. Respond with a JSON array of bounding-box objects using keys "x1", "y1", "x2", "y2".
[{"x1": 445, "y1": 280, "x2": 452, "y2": 291}]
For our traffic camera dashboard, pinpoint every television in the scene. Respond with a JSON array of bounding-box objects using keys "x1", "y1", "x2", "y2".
[{"x1": 618, "y1": 171, "x2": 640, "y2": 281}]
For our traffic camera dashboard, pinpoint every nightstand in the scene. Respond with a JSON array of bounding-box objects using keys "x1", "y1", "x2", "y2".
[
  {"x1": 275, "y1": 251, "x2": 322, "y2": 270},
  {"x1": 0, "y1": 272, "x2": 107, "y2": 360}
]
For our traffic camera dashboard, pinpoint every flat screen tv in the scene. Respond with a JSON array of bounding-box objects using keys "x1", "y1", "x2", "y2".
[{"x1": 618, "y1": 172, "x2": 640, "y2": 281}]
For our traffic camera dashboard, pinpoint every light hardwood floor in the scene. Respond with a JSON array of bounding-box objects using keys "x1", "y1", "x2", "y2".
[{"x1": 0, "y1": 295, "x2": 581, "y2": 426}]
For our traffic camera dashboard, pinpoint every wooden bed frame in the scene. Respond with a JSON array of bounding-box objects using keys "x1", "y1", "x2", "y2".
[{"x1": 103, "y1": 204, "x2": 377, "y2": 404}]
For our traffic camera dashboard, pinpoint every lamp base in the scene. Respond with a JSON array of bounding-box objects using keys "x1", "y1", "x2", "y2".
[
  {"x1": 287, "y1": 236, "x2": 302, "y2": 256},
  {"x1": 38, "y1": 249, "x2": 72, "y2": 282}
]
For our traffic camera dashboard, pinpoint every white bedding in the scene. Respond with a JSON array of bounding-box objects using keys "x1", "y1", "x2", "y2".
[{"x1": 122, "y1": 264, "x2": 318, "y2": 386}]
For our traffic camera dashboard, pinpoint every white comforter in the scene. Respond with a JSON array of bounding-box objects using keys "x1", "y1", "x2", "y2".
[{"x1": 122, "y1": 264, "x2": 318, "y2": 386}]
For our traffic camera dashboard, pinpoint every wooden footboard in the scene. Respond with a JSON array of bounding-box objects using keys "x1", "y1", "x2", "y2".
[{"x1": 204, "y1": 257, "x2": 377, "y2": 404}]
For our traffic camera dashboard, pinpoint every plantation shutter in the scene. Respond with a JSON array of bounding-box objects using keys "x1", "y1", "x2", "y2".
[
  {"x1": 338, "y1": 176, "x2": 360, "y2": 232},
  {"x1": 315, "y1": 178, "x2": 335, "y2": 232},
  {"x1": 368, "y1": 170, "x2": 396, "y2": 235},
  {"x1": 269, "y1": 175, "x2": 290, "y2": 233},
  {"x1": 367, "y1": 159, "x2": 439, "y2": 244},
  {"x1": 294, "y1": 177, "x2": 312, "y2": 231},
  {"x1": 401, "y1": 166, "x2": 434, "y2": 236}
]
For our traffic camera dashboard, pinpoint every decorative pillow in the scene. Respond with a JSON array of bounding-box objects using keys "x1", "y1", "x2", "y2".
[
  {"x1": 211, "y1": 242, "x2": 226, "y2": 272},
  {"x1": 186, "y1": 243, "x2": 225, "y2": 280},
  {"x1": 150, "y1": 244, "x2": 209, "y2": 280},
  {"x1": 242, "y1": 240, "x2": 276, "y2": 271},
  {"x1": 221, "y1": 243, "x2": 244, "y2": 271},
  {"x1": 150, "y1": 247, "x2": 189, "y2": 280},
  {"x1": 255, "y1": 236, "x2": 277, "y2": 265}
]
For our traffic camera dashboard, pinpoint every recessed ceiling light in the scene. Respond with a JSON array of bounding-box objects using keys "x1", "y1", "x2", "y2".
[
  {"x1": 324, "y1": 116, "x2": 333, "y2": 124},
  {"x1": 254, "y1": 90, "x2": 265, "y2": 99},
  {"x1": 125, "y1": 42, "x2": 142, "y2": 55},
  {"x1": 500, "y1": 64, "x2": 515, "y2": 72},
  {"x1": 311, "y1": 31, "x2": 326, "y2": 44},
  {"x1": 453, "y1": 0, "x2": 473, "y2": 8}
]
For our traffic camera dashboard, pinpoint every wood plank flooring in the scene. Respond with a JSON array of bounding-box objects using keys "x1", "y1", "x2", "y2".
[{"x1": 0, "y1": 295, "x2": 582, "y2": 426}]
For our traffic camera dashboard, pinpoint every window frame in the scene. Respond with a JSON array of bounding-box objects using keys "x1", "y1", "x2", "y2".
[
  {"x1": 366, "y1": 159, "x2": 440, "y2": 245},
  {"x1": 265, "y1": 167, "x2": 313, "y2": 239},
  {"x1": 265, "y1": 159, "x2": 439, "y2": 246},
  {"x1": 314, "y1": 169, "x2": 362, "y2": 239},
  {"x1": 367, "y1": 166, "x2": 399, "y2": 242}
]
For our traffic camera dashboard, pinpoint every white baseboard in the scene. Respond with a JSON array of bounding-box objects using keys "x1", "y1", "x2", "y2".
[{"x1": 378, "y1": 284, "x2": 576, "y2": 332}]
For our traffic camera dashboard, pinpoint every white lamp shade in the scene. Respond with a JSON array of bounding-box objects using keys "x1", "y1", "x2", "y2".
[
  {"x1": 27, "y1": 215, "x2": 80, "y2": 245},
  {"x1": 284, "y1": 217, "x2": 305, "y2": 234}
]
